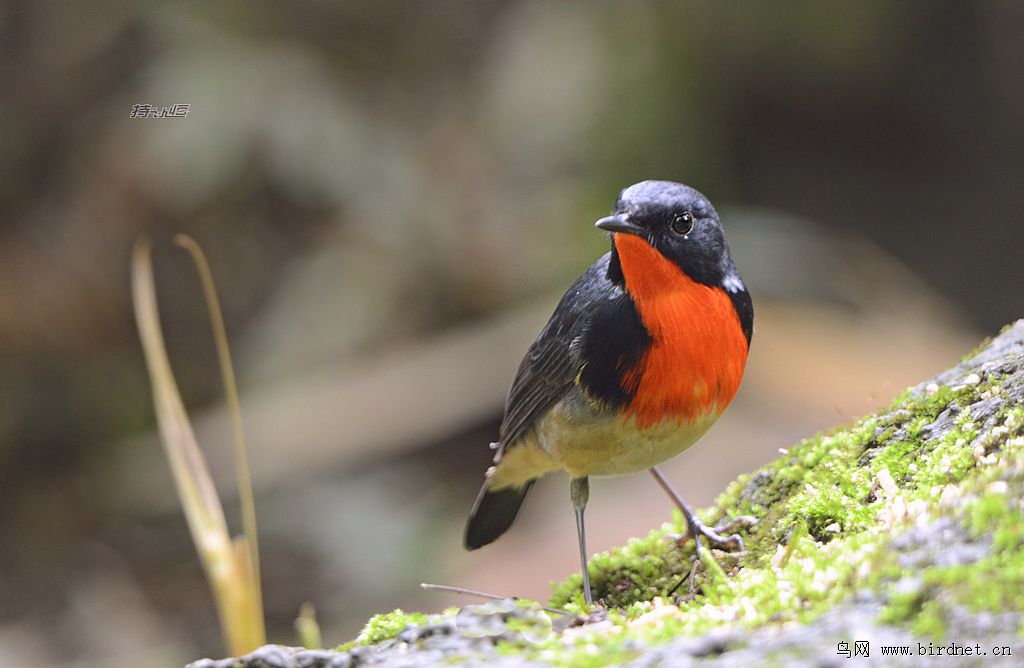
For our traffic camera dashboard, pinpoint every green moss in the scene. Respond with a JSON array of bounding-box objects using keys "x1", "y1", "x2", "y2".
[
  {"x1": 510, "y1": 525, "x2": 894, "y2": 666},
  {"x1": 549, "y1": 517, "x2": 696, "y2": 609},
  {"x1": 876, "y1": 406, "x2": 1024, "y2": 638},
  {"x1": 350, "y1": 609, "x2": 432, "y2": 646},
  {"x1": 542, "y1": 360, "x2": 1024, "y2": 656}
]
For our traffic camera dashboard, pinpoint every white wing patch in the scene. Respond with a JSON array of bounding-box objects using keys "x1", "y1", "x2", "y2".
[{"x1": 722, "y1": 274, "x2": 745, "y2": 293}]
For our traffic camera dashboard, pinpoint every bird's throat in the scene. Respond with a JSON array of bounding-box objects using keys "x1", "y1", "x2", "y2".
[{"x1": 612, "y1": 233, "x2": 748, "y2": 428}]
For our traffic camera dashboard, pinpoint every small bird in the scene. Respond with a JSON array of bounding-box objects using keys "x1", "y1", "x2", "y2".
[{"x1": 464, "y1": 181, "x2": 753, "y2": 604}]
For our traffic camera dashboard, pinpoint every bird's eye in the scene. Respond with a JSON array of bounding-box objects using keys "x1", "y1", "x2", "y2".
[{"x1": 671, "y1": 211, "x2": 694, "y2": 235}]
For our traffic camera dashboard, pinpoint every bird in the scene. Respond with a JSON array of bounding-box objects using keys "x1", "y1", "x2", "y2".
[{"x1": 464, "y1": 180, "x2": 754, "y2": 605}]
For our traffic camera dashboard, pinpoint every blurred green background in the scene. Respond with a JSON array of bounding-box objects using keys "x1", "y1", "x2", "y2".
[{"x1": 1, "y1": 1, "x2": 1021, "y2": 665}]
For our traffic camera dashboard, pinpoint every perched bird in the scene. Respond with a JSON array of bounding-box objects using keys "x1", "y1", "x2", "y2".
[{"x1": 464, "y1": 181, "x2": 753, "y2": 604}]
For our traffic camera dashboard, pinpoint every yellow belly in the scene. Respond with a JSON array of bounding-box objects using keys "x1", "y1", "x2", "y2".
[
  {"x1": 487, "y1": 396, "x2": 722, "y2": 489},
  {"x1": 538, "y1": 402, "x2": 721, "y2": 478}
]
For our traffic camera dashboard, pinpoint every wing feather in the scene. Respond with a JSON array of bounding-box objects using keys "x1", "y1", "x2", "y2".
[{"x1": 496, "y1": 254, "x2": 617, "y2": 454}]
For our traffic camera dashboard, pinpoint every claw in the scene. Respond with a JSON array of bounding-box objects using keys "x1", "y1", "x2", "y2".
[
  {"x1": 713, "y1": 515, "x2": 758, "y2": 536},
  {"x1": 668, "y1": 515, "x2": 756, "y2": 553},
  {"x1": 665, "y1": 516, "x2": 756, "y2": 597}
]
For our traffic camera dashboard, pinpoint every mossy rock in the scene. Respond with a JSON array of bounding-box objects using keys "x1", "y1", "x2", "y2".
[{"x1": 191, "y1": 321, "x2": 1024, "y2": 668}]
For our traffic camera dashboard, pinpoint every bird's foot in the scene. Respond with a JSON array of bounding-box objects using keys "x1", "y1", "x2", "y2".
[
  {"x1": 668, "y1": 514, "x2": 757, "y2": 553},
  {"x1": 666, "y1": 515, "x2": 757, "y2": 597}
]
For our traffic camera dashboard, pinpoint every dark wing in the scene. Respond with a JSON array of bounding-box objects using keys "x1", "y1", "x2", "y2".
[{"x1": 496, "y1": 253, "x2": 618, "y2": 454}]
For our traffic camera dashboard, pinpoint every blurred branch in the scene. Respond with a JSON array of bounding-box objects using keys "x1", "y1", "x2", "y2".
[
  {"x1": 175, "y1": 234, "x2": 264, "y2": 628},
  {"x1": 131, "y1": 237, "x2": 265, "y2": 655}
]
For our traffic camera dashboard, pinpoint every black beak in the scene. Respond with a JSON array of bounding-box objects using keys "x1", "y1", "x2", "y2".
[{"x1": 594, "y1": 213, "x2": 646, "y2": 236}]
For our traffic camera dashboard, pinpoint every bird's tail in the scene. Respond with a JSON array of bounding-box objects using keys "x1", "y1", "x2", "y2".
[{"x1": 464, "y1": 479, "x2": 535, "y2": 550}]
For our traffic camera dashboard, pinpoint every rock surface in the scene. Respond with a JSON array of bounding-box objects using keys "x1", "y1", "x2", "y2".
[{"x1": 189, "y1": 321, "x2": 1024, "y2": 667}]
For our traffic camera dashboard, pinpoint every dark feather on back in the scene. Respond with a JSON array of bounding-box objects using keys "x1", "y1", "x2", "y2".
[{"x1": 496, "y1": 253, "x2": 649, "y2": 456}]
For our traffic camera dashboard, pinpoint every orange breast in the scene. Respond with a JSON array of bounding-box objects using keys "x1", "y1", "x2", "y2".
[{"x1": 614, "y1": 233, "x2": 748, "y2": 429}]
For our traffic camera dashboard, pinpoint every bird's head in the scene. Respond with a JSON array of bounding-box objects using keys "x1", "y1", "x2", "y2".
[{"x1": 596, "y1": 180, "x2": 743, "y2": 292}]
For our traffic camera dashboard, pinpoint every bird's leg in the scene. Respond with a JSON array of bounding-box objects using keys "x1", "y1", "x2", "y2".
[
  {"x1": 648, "y1": 466, "x2": 755, "y2": 553},
  {"x1": 570, "y1": 476, "x2": 593, "y2": 606}
]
